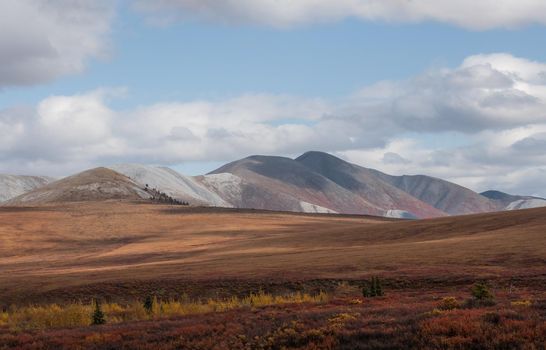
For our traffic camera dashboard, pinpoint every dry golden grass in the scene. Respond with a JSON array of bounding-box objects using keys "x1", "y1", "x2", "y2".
[
  {"x1": 1, "y1": 201, "x2": 545, "y2": 302},
  {"x1": 2, "y1": 291, "x2": 329, "y2": 330}
]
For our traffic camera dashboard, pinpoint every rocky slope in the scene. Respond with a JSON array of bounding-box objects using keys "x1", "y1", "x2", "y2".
[
  {"x1": 0, "y1": 175, "x2": 54, "y2": 202},
  {"x1": 107, "y1": 164, "x2": 230, "y2": 207}
]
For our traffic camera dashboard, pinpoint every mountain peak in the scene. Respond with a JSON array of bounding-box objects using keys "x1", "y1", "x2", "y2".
[{"x1": 296, "y1": 151, "x2": 355, "y2": 172}]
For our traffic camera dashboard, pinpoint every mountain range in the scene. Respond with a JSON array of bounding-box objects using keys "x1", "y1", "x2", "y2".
[{"x1": 1, "y1": 151, "x2": 545, "y2": 218}]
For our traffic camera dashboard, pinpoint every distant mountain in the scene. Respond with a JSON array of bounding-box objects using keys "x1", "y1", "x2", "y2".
[
  {"x1": 371, "y1": 173, "x2": 499, "y2": 215},
  {"x1": 295, "y1": 151, "x2": 445, "y2": 218},
  {"x1": 5, "y1": 168, "x2": 149, "y2": 205},
  {"x1": 481, "y1": 190, "x2": 546, "y2": 210},
  {"x1": 3, "y1": 151, "x2": 542, "y2": 218},
  {"x1": 0, "y1": 174, "x2": 54, "y2": 202},
  {"x1": 207, "y1": 155, "x2": 371, "y2": 214},
  {"x1": 295, "y1": 151, "x2": 496, "y2": 216},
  {"x1": 107, "y1": 164, "x2": 230, "y2": 207}
]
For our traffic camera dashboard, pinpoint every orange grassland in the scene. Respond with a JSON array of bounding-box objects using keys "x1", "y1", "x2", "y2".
[
  {"x1": 0, "y1": 201, "x2": 545, "y2": 302},
  {"x1": 0, "y1": 201, "x2": 545, "y2": 349}
]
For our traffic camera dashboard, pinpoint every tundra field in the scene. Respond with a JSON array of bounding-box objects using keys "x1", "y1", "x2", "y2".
[{"x1": 0, "y1": 201, "x2": 545, "y2": 349}]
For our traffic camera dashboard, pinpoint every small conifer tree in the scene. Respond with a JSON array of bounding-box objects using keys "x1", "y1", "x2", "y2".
[
  {"x1": 144, "y1": 295, "x2": 154, "y2": 314},
  {"x1": 471, "y1": 282, "x2": 494, "y2": 301},
  {"x1": 375, "y1": 276, "x2": 383, "y2": 296},
  {"x1": 91, "y1": 299, "x2": 106, "y2": 325},
  {"x1": 362, "y1": 276, "x2": 384, "y2": 297}
]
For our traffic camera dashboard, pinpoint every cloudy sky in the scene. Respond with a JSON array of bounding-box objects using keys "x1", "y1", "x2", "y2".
[{"x1": 1, "y1": 0, "x2": 546, "y2": 196}]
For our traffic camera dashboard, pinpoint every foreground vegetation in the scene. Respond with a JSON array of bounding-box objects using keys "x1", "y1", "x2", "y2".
[
  {"x1": 0, "y1": 291, "x2": 329, "y2": 331},
  {"x1": 0, "y1": 282, "x2": 544, "y2": 349}
]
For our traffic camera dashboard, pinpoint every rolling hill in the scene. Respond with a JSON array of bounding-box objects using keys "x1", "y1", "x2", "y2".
[
  {"x1": 0, "y1": 201, "x2": 545, "y2": 304},
  {"x1": 5, "y1": 167, "x2": 149, "y2": 205},
  {"x1": 107, "y1": 164, "x2": 230, "y2": 207}
]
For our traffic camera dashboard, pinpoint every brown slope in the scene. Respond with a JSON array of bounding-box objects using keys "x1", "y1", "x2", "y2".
[
  {"x1": 208, "y1": 155, "x2": 384, "y2": 215},
  {"x1": 0, "y1": 202, "x2": 545, "y2": 304},
  {"x1": 4, "y1": 167, "x2": 149, "y2": 205},
  {"x1": 296, "y1": 151, "x2": 446, "y2": 218}
]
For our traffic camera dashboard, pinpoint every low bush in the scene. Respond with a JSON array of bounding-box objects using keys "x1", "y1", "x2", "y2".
[
  {"x1": 438, "y1": 297, "x2": 460, "y2": 311},
  {"x1": 511, "y1": 299, "x2": 532, "y2": 307},
  {"x1": 471, "y1": 282, "x2": 494, "y2": 301}
]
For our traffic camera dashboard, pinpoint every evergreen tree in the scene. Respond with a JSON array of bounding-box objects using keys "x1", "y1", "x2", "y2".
[
  {"x1": 471, "y1": 282, "x2": 494, "y2": 301},
  {"x1": 362, "y1": 285, "x2": 371, "y2": 297},
  {"x1": 375, "y1": 277, "x2": 383, "y2": 296},
  {"x1": 144, "y1": 295, "x2": 154, "y2": 314},
  {"x1": 363, "y1": 276, "x2": 384, "y2": 298},
  {"x1": 92, "y1": 299, "x2": 106, "y2": 325}
]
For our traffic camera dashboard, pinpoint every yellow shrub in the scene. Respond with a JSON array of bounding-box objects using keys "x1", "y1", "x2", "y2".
[
  {"x1": 0, "y1": 312, "x2": 8, "y2": 327},
  {"x1": 8, "y1": 303, "x2": 91, "y2": 330},
  {"x1": 328, "y1": 313, "x2": 359, "y2": 329},
  {"x1": 3, "y1": 291, "x2": 330, "y2": 331},
  {"x1": 122, "y1": 301, "x2": 149, "y2": 322},
  {"x1": 438, "y1": 297, "x2": 460, "y2": 310},
  {"x1": 424, "y1": 308, "x2": 444, "y2": 317},
  {"x1": 511, "y1": 300, "x2": 532, "y2": 307}
]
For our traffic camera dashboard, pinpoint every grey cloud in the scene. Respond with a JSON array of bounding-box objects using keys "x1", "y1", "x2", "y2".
[
  {"x1": 512, "y1": 133, "x2": 546, "y2": 153},
  {"x1": 349, "y1": 54, "x2": 546, "y2": 134},
  {"x1": 0, "y1": 0, "x2": 114, "y2": 87}
]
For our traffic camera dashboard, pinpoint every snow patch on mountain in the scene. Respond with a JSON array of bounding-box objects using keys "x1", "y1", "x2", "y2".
[
  {"x1": 0, "y1": 175, "x2": 54, "y2": 202},
  {"x1": 107, "y1": 164, "x2": 229, "y2": 206},
  {"x1": 384, "y1": 209, "x2": 417, "y2": 219},
  {"x1": 505, "y1": 198, "x2": 546, "y2": 210},
  {"x1": 299, "y1": 201, "x2": 337, "y2": 214},
  {"x1": 200, "y1": 173, "x2": 241, "y2": 206}
]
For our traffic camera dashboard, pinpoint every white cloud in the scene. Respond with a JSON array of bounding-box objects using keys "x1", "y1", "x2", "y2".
[
  {"x1": 348, "y1": 53, "x2": 546, "y2": 133},
  {"x1": 0, "y1": 0, "x2": 114, "y2": 87},
  {"x1": 132, "y1": 0, "x2": 546, "y2": 30},
  {"x1": 2, "y1": 53, "x2": 546, "y2": 196}
]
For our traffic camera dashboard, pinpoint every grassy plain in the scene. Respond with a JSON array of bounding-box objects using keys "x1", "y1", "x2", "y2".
[{"x1": 0, "y1": 201, "x2": 545, "y2": 348}]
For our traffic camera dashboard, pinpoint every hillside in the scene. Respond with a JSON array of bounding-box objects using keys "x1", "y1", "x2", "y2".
[
  {"x1": 481, "y1": 190, "x2": 546, "y2": 210},
  {"x1": 375, "y1": 173, "x2": 499, "y2": 215},
  {"x1": 0, "y1": 174, "x2": 54, "y2": 202},
  {"x1": 107, "y1": 164, "x2": 230, "y2": 207},
  {"x1": 4, "y1": 168, "x2": 149, "y2": 205},
  {"x1": 296, "y1": 151, "x2": 446, "y2": 218},
  {"x1": 1, "y1": 202, "x2": 545, "y2": 303},
  {"x1": 3, "y1": 151, "x2": 544, "y2": 217},
  {"x1": 296, "y1": 151, "x2": 497, "y2": 216},
  {"x1": 208, "y1": 155, "x2": 384, "y2": 215}
]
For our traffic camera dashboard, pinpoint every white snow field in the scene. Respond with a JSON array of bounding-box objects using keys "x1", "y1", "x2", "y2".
[
  {"x1": 107, "y1": 164, "x2": 230, "y2": 207},
  {"x1": 384, "y1": 209, "x2": 418, "y2": 219},
  {"x1": 0, "y1": 175, "x2": 54, "y2": 202},
  {"x1": 299, "y1": 201, "x2": 337, "y2": 214},
  {"x1": 505, "y1": 198, "x2": 546, "y2": 210}
]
